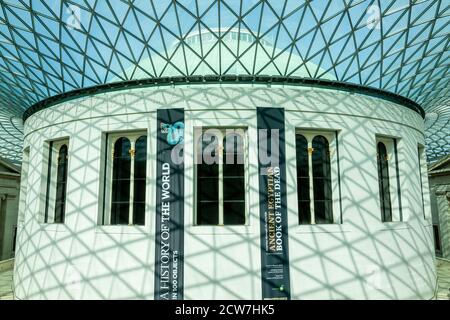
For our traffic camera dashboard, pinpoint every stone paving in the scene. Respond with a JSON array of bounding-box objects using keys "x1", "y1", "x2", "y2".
[
  {"x1": 436, "y1": 258, "x2": 450, "y2": 300},
  {"x1": 0, "y1": 259, "x2": 449, "y2": 300},
  {"x1": 0, "y1": 268, "x2": 13, "y2": 300}
]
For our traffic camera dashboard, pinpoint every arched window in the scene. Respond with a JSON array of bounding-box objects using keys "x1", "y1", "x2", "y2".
[
  {"x1": 103, "y1": 132, "x2": 147, "y2": 226},
  {"x1": 196, "y1": 128, "x2": 247, "y2": 226},
  {"x1": 296, "y1": 134, "x2": 310, "y2": 224},
  {"x1": 54, "y1": 144, "x2": 68, "y2": 223},
  {"x1": 296, "y1": 131, "x2": 337, "y2": 225},
  {"x1": 44, "y1": 139, "x2": 69, "y2": 224},
  {"x1": 111, "y1": 137, "x2": 131, "y2": 225},
  {"x1": 133, "y1": 135, "x2": 147, "y2": 225},
  {"x1": 312, "y1": 136, "x2": 333, "y2": 224},
  {"x1": 377, "y1": 141, "x2": 392, "y2": 222}
]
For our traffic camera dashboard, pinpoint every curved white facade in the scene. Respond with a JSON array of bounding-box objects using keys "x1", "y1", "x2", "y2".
[{"x1": 14, "y1": 83, "x2": 436, "y2": 299}]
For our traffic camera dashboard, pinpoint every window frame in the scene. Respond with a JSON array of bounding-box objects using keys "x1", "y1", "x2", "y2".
[
  {"x1": 375, "y1": 136, "x2": 402, "y2": 222},
  {"x1": 433, "y1": 224, "x2": 442, "y2": 253},
  {"x1": 417, "y1": 144, "x2": 429, "y2": 220},
  {"x1": 44, "y1": 138, "x2": 70, "y2": 224},
  {"x1": 295, "y1": 129, "x2": 341, "y2": 225},
  {"x1": 11, "y1": 224, "x2": 17, "y2": 254},
  {"x1": 193, "y1": 127, "x2": 249, "y2": 226},
  {"x1": 102, "y1": 130, "x2": 148, "y2": 226}
]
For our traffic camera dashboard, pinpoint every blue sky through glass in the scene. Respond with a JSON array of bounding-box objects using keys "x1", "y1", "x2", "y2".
[{"x1": 0, "y1": 0, "x2": 448, "y2": 163}]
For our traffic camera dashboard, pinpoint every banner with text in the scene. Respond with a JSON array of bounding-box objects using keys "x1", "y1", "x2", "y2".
[
  {"x1": 154, "y1": 108, "x2": 185, "y2": 300},
  {"x1": 257, "y1": 107, "x2": 291, "y2": 300}
]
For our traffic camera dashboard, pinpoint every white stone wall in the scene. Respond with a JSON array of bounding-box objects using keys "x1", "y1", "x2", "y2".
[{"x1": 14, "y1": 84, "x2": 436, "y2": 299}]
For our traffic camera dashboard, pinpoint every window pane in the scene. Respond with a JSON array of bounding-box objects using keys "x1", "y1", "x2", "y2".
[
  {"x1": 314, "y1": 200, "x2": 333, "y2": 224},
  {"x1": 298, "y1": 201, "x2": 311, "y2": 224},
  {"x1": 377, "y1": 142, "x2": 392, "y2": 222},
  {"x1": 223, "y1": 134, "x2": 244, "y2": 180},
  {"x1": 312, "y1": 135, "x2": 333, "y2": 224},
  {"x1": 297, "y1": 178, "x2": 310, "y2": 200},
  {"x1": 224, "y1": 201, "x2": 245, "y2": 225},
  {"x1": 134, "y1": 136, "x2": 147, "y2": 176},
  {"x1": 54, "y1": 144, "x2": 68, "y2": 223},
  {"x1": 133, "y1": 203, "x2": 145, "y2": 226},
  {"x1": 112, "y1": 180, "x2": 131, "y2": 202},
  {"x1": 200, "y1": 132, "x2": 218, "y2": 161},
  {"x1": 197, "y1": 162, "x2": 218, "y2": 177},
  {"x1": 197, "y1": 177, "x2": 219, "y2": 201},
  {"x1": 196, "y1": 131, "x2": 220, "y2": 225},
  {"x1": 312, "y1": 136, "x2": 331, "y2": 178},
  {"x1": 111, "y1": 137, "x2": 131, "y2": 225},
  {"x1": 223, "y1": 133, "x2": 244, "y2": 155},
  {"x1": 223, "y1": 133, "x2": 245, "y2": 225},
  {"x1": 134, "y1": 180, "x2": 146, "y2": 202},
  {"x1": 111, "y1": 203, "x2": 130, "y2": 225},
  {"x1": 433, "y1": 225, "x2": 441, "y2": 252},
  {"x1": 223, "y1": 163, "x2": 244, "y2": 176},
  {"x1": 313, "y1": 177, "x2": 325, "y2": 199},
  {"x1": 133, "y1": 135, "x2": 147, "y2": 226},
  {"x1": 296, "y1": 134, "x2": 311, "y2": 224},
  {"x1": 56, "y1": 182, "x2": 66, "y2": 200},
  {"x1": 223, "y1": 177, "x2": 245, "y2": 201},
  {"x1": 197, "y1": 201, "x2": 219, "y2": 225},
  {"x1": 114, "y1": 138, "x2": 131, "y2": 179}
]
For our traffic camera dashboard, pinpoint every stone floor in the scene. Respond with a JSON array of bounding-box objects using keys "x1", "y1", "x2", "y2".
[
  {"x1": 0, "y1": 259, "x2": 449, "y2": 300},
  {"x1": 436, "y1": 258, "x2": 450, "y2": 300},
  {"x1": 0, "y1": 268, "x2": 13, "y2": 300}
]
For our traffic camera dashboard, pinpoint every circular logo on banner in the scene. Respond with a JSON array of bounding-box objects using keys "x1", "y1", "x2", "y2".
[{"x1": 161, "y1": 122, "x2": 184, "y2": 145}]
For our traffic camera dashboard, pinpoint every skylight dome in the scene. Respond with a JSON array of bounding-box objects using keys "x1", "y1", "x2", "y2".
[{"x1": 0, "y1": 0, "x2": 448, "y2": 163}]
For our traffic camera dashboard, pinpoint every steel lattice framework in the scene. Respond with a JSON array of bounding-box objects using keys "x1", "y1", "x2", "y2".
[{"x1": 0, "y1": 0, "x2": 448, "y2": 164}]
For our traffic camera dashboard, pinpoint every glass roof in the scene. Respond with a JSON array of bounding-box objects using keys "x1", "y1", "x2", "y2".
[{"x1": 0, "y1": 0, "x2": 448, "y2": 164}]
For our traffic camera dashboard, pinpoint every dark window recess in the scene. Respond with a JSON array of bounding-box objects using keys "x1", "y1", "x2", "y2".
[
  {"x1": 196, "y1": 131, "x2": 245, "y2": 225},
  {"x1": 433, "y1": 225, "x2": 441, "y2": 252},
  {"x1": 44, "y1": 142, "x2": 53, "y2": 223},
  {"x1": 197, "y1": 201, "x2": 219, "y2": 225},
  {"x1": 296, "y1": 134, "x2": 311, "y2": 224},
  {"x1": 111, "y1": 137, "x2": 131, "y2": 225},
  {"x1": 133, "y1": 136, "x2": 147, "y2": 226},
  {"x1": 196, "y1": 134, "x2": 219, "y2": 225},
  {"x1": 223, "y1": 134, "x2": 245, "y2": 225},
  {"x1": 312, "y1": 136, "x2": 333, "y2": 224},
  {"x1": 377, "y1": 142, "x2": 392, "y2": 222},
  {"x1": 12, "y1": 226, "x2": 17, "y2": 253},
  {"x1": 54, "y1": 144, "x2": 68, "y2": 223}
]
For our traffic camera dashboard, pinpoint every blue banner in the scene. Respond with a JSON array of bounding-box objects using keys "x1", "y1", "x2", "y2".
[
  {"x1": 154, "y1": 108, "x2": 185, "y2": 300},
  {"x1": 257, "y1": 107, "x2": 291, "y2": 300}
]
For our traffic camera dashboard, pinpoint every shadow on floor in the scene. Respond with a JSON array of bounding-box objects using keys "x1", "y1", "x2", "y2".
[{"x1": 1, "y1": 259, "x2": 449, "y2": 300}]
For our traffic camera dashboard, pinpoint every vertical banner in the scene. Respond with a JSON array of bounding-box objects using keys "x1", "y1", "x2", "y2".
[
  {"x1": 257, "y1": 107, "x2": 291, "y2": 300},
  {"x1": 154, "y1": 108, "x2": 185, "y2": 300}
]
